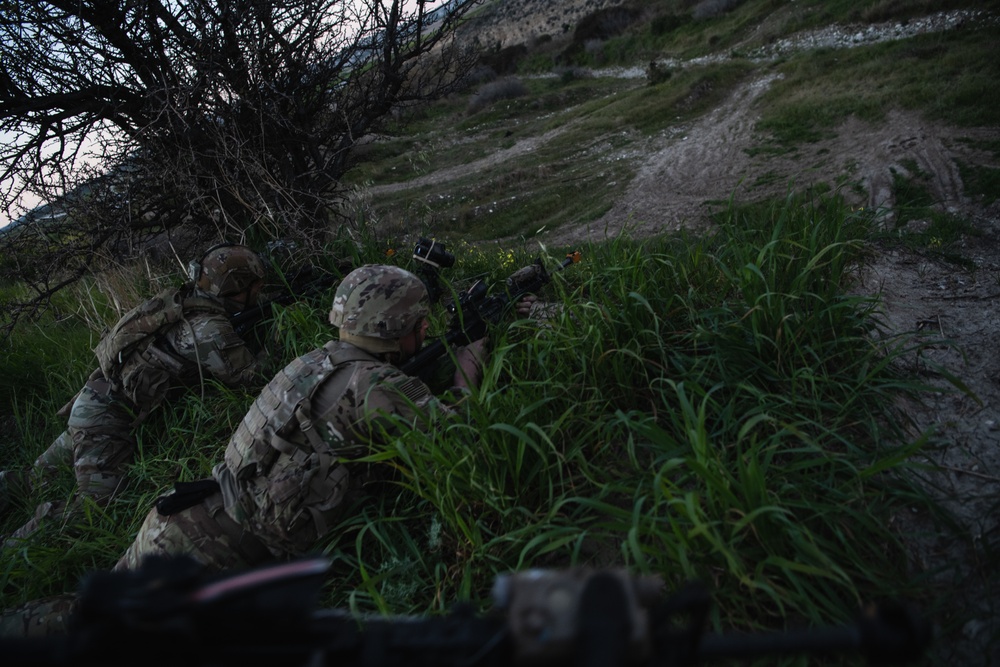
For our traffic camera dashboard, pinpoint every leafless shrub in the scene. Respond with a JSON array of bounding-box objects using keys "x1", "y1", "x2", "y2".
[
  {"x1": 450, "y1": 65, "x2": 500, "y2": 95},
  {"x1": 0, "y1": 0, "x2": 481, "y2": 338},
  {"x1": 554, "y1": 66, "x2": 592, "y2": 83},
  {"x1": 692, "y1": 0, "x2": 746, "y2": 20},
  {"x1": 466, "y1": 78, "x2": 528, "y2": 115}
]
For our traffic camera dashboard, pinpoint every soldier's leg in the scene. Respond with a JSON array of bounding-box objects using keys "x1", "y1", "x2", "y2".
[
  {"x1": 3, "y1": 499, "x2": 71, "y2": 548},
  {"x1": 66, "y1": 384, "x2": 136, "y2": 502},
  {"x1": 0, "y1": 429, "x2": 73, "y2": 518},
  {"x1": 1, "y1": 430, "x2": 76, "y2": 541},
  {"x1": 3, "y1": 388, "x2": 134, "y2": 545},
  {"x1": 0, "y1": 593, "x2": 76, "y2": 638},
  {"x1": 115, "y1": 493, "x2": 254, "y2": 573},
  {"x1": 31, "y1": 430, "x2": 75, "y2": 479}
]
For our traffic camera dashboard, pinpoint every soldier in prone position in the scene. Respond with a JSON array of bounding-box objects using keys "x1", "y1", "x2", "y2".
[
  {"x1": 0, "y1": 244, "x2": 268, "y2": 545},
  {"x1": 114, "y1": 264, "x2": 486, "y2": 571},
  {"x1": 0, "y1": 265, "x2": 532, "y2": 638}
]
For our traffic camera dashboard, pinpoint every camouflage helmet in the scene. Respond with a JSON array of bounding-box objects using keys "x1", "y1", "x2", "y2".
[
  {"x1": 329, "y1": 265, "x2": 429, "y2": 339},
  {"x1": 195, "y1": 244, "x2": 266, "y2": 298}
]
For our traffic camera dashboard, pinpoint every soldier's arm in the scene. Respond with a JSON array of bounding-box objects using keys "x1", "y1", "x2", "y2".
[
  {"x1": 359, "y1": 365, "x2": 460, "y2": 439},
  {"x1": 171, "y1": 313, "x2": 263, "y2": 387},
  {"x1": 452, "y1": 338, "x2": 487, "y2": 391}
]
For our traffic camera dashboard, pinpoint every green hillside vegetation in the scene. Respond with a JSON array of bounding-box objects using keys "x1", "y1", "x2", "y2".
[
  {"x1": 344, "y1": 0, "x2": 1000, "y2": 249},
  {"x1": 2, "y1": 0, "x2": 998, "y2": 661}
]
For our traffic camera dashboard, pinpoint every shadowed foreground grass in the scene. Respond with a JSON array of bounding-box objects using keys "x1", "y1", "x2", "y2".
[{"x1": 0, "y1": 194, "x2": 956, "y2": 659}]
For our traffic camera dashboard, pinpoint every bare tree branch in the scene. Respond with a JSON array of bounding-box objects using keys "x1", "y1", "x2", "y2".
[{"x1": 0, "y1": 0, "x2": 482, "y2": 338}]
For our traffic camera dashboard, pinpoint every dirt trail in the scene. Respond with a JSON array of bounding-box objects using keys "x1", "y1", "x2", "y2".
[
  {"x1": 539, "y1": 83, "x2": 1000, "y2": 247},
  {"x1": 537, "y1": 73, "x2": 780, "y2": 247},
  {"x1": 367, "y1": 123, "x2": 575, "y2": 197}
]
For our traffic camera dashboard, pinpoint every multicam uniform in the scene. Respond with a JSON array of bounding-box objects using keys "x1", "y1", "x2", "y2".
[
  {"x1": 115, "y1": 265, "x2": 447, "y2": 571},
  {"x1": 0, "y1": 337, "x2": 445, "y2": 638},
  {"x1": 0, "y1": 264, "x2": 465, "y2": 638},
  {"x1": 2, "y1": 285, "x2": 261, "y2": 543},
  {"x1": 115, "y1": 336, "x2": 449, "y2": 571}
]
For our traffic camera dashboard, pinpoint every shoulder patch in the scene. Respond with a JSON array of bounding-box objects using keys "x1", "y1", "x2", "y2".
[{"x1": 391, "y1": 376, "x2": 432, "y2": 404}]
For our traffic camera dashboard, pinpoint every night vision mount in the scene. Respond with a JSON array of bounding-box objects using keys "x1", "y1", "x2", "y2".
[{"x1": 412, "y1": 237, "x2": 456, "y2": 304}]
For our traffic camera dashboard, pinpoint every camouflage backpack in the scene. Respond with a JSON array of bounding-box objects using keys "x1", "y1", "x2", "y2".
[{"x1": 94, "y1": 286, "x2": 225, "y2": 410}]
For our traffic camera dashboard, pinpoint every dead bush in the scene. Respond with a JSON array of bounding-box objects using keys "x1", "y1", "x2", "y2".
[
  {"x1": 454, "y1": 65, "x2": 498, "y2": 93},
  {"x1": 692, "y1": 0, "x2": 746, "y2": 20},
  {"x1": 466, "y1": 77, "x2": 528, "y2": 115}
]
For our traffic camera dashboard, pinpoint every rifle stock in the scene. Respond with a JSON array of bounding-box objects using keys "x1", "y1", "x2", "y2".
[{"x1": 0, "y1": 556, "x2": 930, "y2": 667}]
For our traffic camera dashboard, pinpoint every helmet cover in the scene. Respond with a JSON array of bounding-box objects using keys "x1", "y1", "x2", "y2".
[
  {"x1": 196, "y1": 244, "x2": 266, "y2": 297},
  {"x1": 329, "y1": 265, "x2": 429, "y2": 339}
]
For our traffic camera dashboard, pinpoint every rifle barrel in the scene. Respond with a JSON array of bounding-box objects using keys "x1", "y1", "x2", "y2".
[
  {"x1": 400, "y1": 253, "x2": 581, "y2": 380},
  {"x1": 698, "y1": 626, "x2": 860, "y2": 659}
]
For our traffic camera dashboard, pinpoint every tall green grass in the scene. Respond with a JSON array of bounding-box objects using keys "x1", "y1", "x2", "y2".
[
  {"x1": 0, "y1": 285, "x2": 103, "y2": 479},
  {"x1": 1, "y1": 194, "x2": 953, "y2": 654},
  {"x1": 317, "y1": 194, "x2": 940, "y2": 631}
]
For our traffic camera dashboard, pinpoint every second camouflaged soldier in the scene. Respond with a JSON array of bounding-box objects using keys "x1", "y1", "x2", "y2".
[
  {"x1": 1, "y1": 244, "x2": 268, "y2": 545},
  {"x1": 113, "y1": 264, "x2": 485, "y2": 571}
]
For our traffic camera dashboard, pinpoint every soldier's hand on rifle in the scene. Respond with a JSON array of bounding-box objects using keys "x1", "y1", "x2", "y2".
[
  {"x1": 516, "y1": 294, "x2": 565, "y2": 323},
  {"x1": 516, "y1": 294, "x2": 539, "y2": 317},
  {"x1": 453, "y1": 338, "x2": 487, "y2": 390}
]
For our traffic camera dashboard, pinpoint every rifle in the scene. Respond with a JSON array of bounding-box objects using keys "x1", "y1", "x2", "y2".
[
  {"x1": 0, "y1": 556, "x2": 929, "y2": 666},
  {"x1": 230, "y1": 264, "x2": 339, "y2": 347},
  {"x1": 403, "y1": 240, "x2": 582, "y2": 382}
]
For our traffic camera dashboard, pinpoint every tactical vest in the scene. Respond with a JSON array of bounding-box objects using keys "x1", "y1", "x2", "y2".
[
  {"x1": 220, "y1": 340, "x2": 374, "y2": 557},
  {"x1": 94, "y1": 286, "x2": 226, "y2": 413}
]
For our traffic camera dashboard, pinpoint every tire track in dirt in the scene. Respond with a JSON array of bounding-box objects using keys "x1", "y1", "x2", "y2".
[
  {"x1": 366, "y1": 123, "x2": 575, "y2": 197},
  {"x1": 832, "y1": 112, "x2": 998, "y2": 218},
  {"x1": 859, "y1": 239, "x2": 1000, "y2": 666}
]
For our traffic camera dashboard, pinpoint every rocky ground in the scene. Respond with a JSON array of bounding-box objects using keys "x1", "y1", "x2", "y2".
[{"x1": 378, "y1": 4, "x2": 1000, "y2": 663}]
